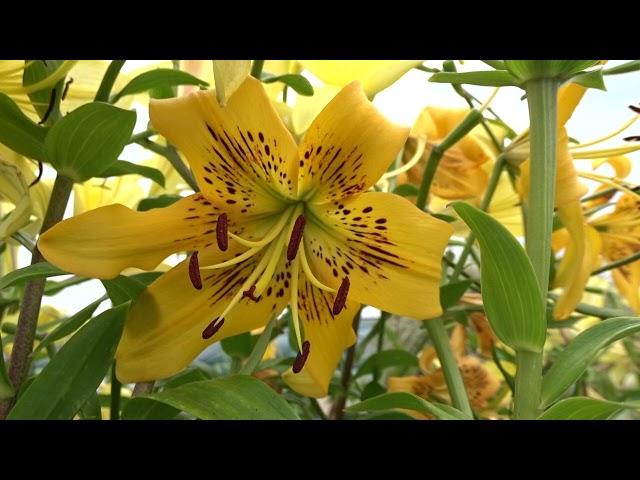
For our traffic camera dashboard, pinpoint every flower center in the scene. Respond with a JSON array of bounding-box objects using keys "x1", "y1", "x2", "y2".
[{"x1": 189, "y1": 203, "x2": 351, "y2": 373}]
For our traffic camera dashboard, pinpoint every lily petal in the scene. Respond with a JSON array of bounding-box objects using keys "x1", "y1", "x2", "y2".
[
  {"x1": 305, "y1": 192, "x2": 452, "y2": 319},
  {"x1": 297, "y1": 82, "x2": 409, "y2": 203},
  {"x1": 150, "y1": 77, "x2": 299, "y2": 211},
  {"x1": 38, "y1": 193, "x2": 273, "y2": 279},
  {"x1": 299, "y1": 60, "x2": 422, "y2": 98},
  {"x1": 116, "y1": 249, "x2": 292, "y2": 383},
  {"x1": 282, "y1": 277, "x2": 358, "y2": 398},
  {"x1": 612, "y1": 262, "x2": 640, "y2": 313}
]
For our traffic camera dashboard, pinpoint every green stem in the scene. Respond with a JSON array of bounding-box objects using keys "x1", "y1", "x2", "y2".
[
  {"x1": 137, "y1": 139, "x2": 199, "y2": 192},
  {"x1": 415, "y1": 148, "x2": 444, "y2": 210},
  {"x1": 372, "y1": 311, "x2": 389, "y2": 382},
  {"x1": 513, "y1": 350, "x2": 543, "y2": 419},
  {"x1": 94, "y1": 60, "x2": 126, "y2": 102},
  {"x1": 250, "y1": 60, "x2": 265, "y2": 79},
  {"x1": 0, "y1": 174, "x2": 74, "y2": 419},
  {"x1": 110, "y1": 361, "x2": 121, "y2": 420},
  {"x1": 592, "y1": 251, "x2": 640, "y2": 275},
  {"x1": 513, "y1": 77, "x2": 559, "y2": 420},
  {"x1": 424, "y1": 319, "x2": 473, "y2": 417},
  {"x1": 450, "y1": 155, "x2": 506, "y2": 282},
  {"x1": 127, "y1": 128, "x2": 155, "y2": 145}
]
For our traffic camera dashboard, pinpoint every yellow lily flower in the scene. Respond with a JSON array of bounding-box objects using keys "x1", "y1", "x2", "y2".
[
  {"x1": 388, "y1": 322, "x2": 501, "y2": 417},
  {"x1": 37, "y1": 77, "x2": 452, "y2": 397}
]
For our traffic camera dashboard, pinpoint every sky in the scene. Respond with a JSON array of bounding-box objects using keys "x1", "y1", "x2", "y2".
[{"x1": 15, "y1": 60, "x2": 640, "y2": 317}]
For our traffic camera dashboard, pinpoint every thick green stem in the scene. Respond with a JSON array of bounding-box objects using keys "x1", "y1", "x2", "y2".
[
  {"x1": 513, "y1": 350, "x2": 543, "y2": 419},
  {"x1": 425, "y1": 319, "x2": 473, "y2": 417},
  {"x1": 513, "y1": 77, "x2": 559, "y2": 420},
  {"x1": 0, "y1": 174, "x2": 74, "y2": 419},
  {"x1": 94, "y1": 60, "x2": 126, "y2": 102},
  {"x1": 415, "y1": 148, "x2": 443, "y2": 210},
  {"x1": 250, "y1": 60, "x2": 265, "y2": 79}
]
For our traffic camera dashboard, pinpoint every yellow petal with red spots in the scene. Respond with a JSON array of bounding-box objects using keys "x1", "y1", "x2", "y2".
[{"x1": 304, "y1": 192, "x2": 452, "y2": 319}]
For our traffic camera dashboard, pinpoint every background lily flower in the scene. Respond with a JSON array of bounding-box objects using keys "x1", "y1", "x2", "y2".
[
  {"x1": 38, "y1": 76, "x2": 452, "y2": 398},
  {"x1": 388, "y1": 322, "x2": 501, "y2": 417}
]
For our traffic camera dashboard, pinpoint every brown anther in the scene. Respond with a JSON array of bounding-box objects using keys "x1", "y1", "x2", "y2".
[
  {"x1": 188, "y1": 251, "x2": 202, "y2": 290},
  {"x1": 332, "y1": 276, "x2": 350, "y2": 315},
  {"x1": 629, "y1": 105, "x2": 640, "y2": 114},
  {"x1": 242, "y1": 285, "x2": 259, "y2": 302},
  {"x1": 287, "y1": 215, "x2": 306, "y2": 261},
  {"x1": 216, "y1": 213, "x2": 228, "y2": 251},
  {"x1": 292, "y1": 340, "x2": 311, "y2": 373},
  {"x1": 62, "y1": 77, "x2": 74, "y2": 100},
  {"x1": 202, "y1": 317, "x2": 225, "y2": 339},
  {"x1": 623, "y1": 135, "x2": 640, "y2": 142}
]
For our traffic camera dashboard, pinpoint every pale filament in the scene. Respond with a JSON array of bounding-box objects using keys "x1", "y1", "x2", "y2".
[
  {"x1": 577, "y1": 171, "x2": 640, "y2": 200},
  {"x1": 381, "y1": 136, "x2": 427, "y2": 181},
  {"x1": 570, "y1": 115, "x2": 639, "y2": 150},
  {"x1": 289, "y1": 254, "x2": 303, "y2": 351},
  {"x1": 300, "y1": 242, "x2": 337, "y2": 293},
  {"x1": 228, "y1": 205, "x2": 296, "y2": 248},
  {"x1": 572, "y1": 143, "x2": 640, "y2": 159}
]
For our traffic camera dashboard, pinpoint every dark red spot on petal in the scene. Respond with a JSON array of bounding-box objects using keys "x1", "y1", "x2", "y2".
[{"x1": 242, "y1": 285, "x2": 259, "y2": 302}]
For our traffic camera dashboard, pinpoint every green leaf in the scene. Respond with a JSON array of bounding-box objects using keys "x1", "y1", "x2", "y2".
[
  {"x1": 78, "y1": 391, "x2": 102, "y2": 420},
  {"x1": 570, "y1": 69, "x2": 606, "y2": 91},
  {"x1": 8, "y1": 303, "x2": 128, "y2": 420},
  {"x1": 354, "y1": 350, "x2": 418, "y2": 378},
  {"x1": 221, "y1": 332, "x2": 258, "y2": 359},
  {"x1": 392, "y1": 184, "x2": 419, "y2": 197},
  {"x1": 101, "y1": 275, "x2": 147, "y2": 305},
  {"x1": 122, "y1": 368, "x2": 209, "y2": 420},
  {"x1": 364, "y1": 410, "x2": 417, "y2": 420},
  {"x1": 23, "y1": 60, "x2": 65, "y2": 121},
  {"x1": 137, "y1": 375, "x2": 299, "y2": 419},
  {"x1": 112, "y1": 69, "x2": 208, "y2": 103},
  {"x1": 137, "y1": 194, "x2": 182, "y2": 212},
  {"x1": 0, "y1": 262, "x2": 67, "y2": 290},
  {"x1": 440, "y1": 280, "x2": 473, "y2": 310},
  {"x1": 98, "y1": 160, "x2": 165, "y2": 187},
  {"x1": 603, "y1": 60, "x2": 640, "y2": 76},
  {"x1": 541, "y1": 316, "x2": 640, "y2": 406},
  {"x1": 347, "y1": 392, "x2": 472, "y2": 420},
  {"x1": 429, "y1": 70, "x2": 519, "y2": 87},
  {"x1": 44, "y1": 102, "x2": 136, "y2": 182},
  {"x1": 361, "y1": 381, "x2": 386, "y2": 400},
  {"x1": 481, "y1": 60, "x2": 506, "y2": 70},
  {"x1": 261, "y1": 73, "x2": 314, "y2": 96},
  {"x1": 451, "y1": 202, "x2": 546, "y2": 352},
  {"x1": 505, "y1": 60, "x2": 599, "y2": 82},
  {"x1": 33, "y1": 298, "x2": 104, "y2": 354},
  {"x1": 539, "y1": 397, "x2": 629, "y2": 420},
  {"x1": 0, "y1": 92, "x2": 48, "y2": 161}
]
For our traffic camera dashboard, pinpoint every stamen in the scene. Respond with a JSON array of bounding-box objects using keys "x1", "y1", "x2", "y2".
[
  {"x1": 381, "y1": 136, "x2": 427, "y2": 181},
  {"x1": 28, "y1": 161, "x2": 44, "y2": 188},
  {"x1": 62, "y1": 77, "x2": 73, "y2": 100},
  {"x1": 38, "y1": 87, "x2": 56, "y2": 125},
  {"x1": 624, "y1": 136, "x2": 640, "y2": 142},
  {"x1": 188, "y1": 251, "x2": 202, "y2": 290},
  {"x1": 300, "y1": 243, "x2": 337, "y2": 293},
  {"x1": 629, "y1": 105, "x2": 640, "y2": 114},
  {"x1": 242, "y1": 285, "x2": 259, "y2": 301},
  {"x1": 216, "y1": 213, "x2": 228, "y2": 251},
  {"x1": 202, "y1": 318, "x2": 225, "y2": 339},
  {"x1": 287, "y1": 215, "x2": 306, "y2": 261},
  {"x1": 292, "y1": 340, "x2": 311, "y2": 374},
  {"x1": 332, "y1": 277, "x2": 350, "y2": 315},
  {"x1": 227, "y1": 205, "x2": 295, "y2": 248}
]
